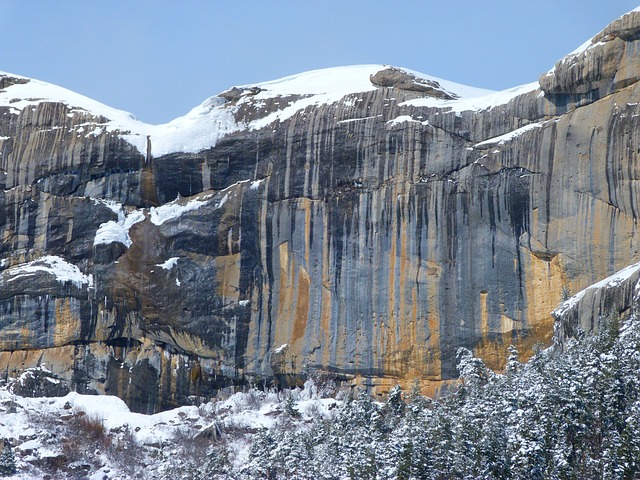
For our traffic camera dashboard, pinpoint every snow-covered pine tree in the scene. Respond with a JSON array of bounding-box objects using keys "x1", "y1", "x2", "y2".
[{"x1": 0, "y1": 441, "x2": 16, "y2": 477}]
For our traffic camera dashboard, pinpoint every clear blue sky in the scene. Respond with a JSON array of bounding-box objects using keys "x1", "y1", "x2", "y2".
[{"x1": 2, "y1": 1, "x2": 638, "y2": 124}]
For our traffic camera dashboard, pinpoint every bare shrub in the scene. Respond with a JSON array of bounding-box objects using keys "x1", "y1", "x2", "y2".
[
  {"x1": 307, "y1": 370, "x2": 338, "y2": 398},
  {"x1": 106, "y1": 425, "x2": 145, "y2": 479},
  {"x1": 60, "y1": 411, "x2": 110, "y2": 467},
  {"x1": 239, "y1": 389, "x2": 265, "y2": 410},
  {"x1": 303, "y1": 400, "x2": 326, "y2": 421}
]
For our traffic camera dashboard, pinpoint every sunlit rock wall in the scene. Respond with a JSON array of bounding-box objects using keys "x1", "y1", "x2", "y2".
[{"x1": 1, "y1": 11, "x2": 639, "y2": 411}]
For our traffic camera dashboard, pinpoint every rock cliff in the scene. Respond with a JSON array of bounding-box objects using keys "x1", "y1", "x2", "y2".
[{"x1": 1, "y1": 9, "x2": 640, "y2": 412}]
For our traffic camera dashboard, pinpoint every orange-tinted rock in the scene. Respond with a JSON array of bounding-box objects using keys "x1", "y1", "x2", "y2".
[{"x1": 1, "y1": 11, "x2": 640, "y2": 411}]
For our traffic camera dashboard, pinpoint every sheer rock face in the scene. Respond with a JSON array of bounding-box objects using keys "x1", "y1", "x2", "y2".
[{"x1": 1, "y1": 11, "x2": 640, "y2": 412}]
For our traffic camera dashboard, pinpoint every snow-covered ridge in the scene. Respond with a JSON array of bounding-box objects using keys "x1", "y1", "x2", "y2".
[
  {"x1": 3, "y1": 2, "x2": 639, "y2": 160},
  {"x1": 545, "y1": 6, "x2": 640, "y2": 78},
  {"x1": 1, "y1": 65, "x2": 503, "y2": 157},
  {"x1": 246, "y1": 65, "x2": 495, "y2": 129},
  {"x1": 0, "y1": 70, "x2": 240, "y2": 157},
  {"x1": 239, "y1": 64, "x2": 493, "y2": 100},
  {"x1": 553, "y1": 261, "x2": 640, "y2": 317},
  {"x1": 5, "y1": 7, "x2": 640, "y2": 159},
  {"x1": 3, "y1": 255, "x2": 93, "y2": 289},
  {"x1": 544, "y1": 37, "x2": 606, "y2": 78}
]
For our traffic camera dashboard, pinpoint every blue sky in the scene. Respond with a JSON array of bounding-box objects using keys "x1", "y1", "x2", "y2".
[{"x1": 2, "y1": 1, "x2": 638, "y2": 124}]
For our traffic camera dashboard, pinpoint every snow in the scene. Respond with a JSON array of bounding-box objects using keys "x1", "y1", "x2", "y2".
[
  {"x1": 149, "y1": 196, "x2": 209, "y2": 225},
  {"x1": 2, "y1": 65, "x2": 500, "y2": 157},
  {"x1": 93, "y1": 209, "x2": 145, "y2": 248},
  {"x1": 0, "y1": 390, "x2": 202, "y2": 448},
  {"x1": 156, "y1": 257, "x2": 179, "y2": 270},
  {"x1": 553, "y1": 261, "x2": 640, "y2": 317},
  {"x1": 566, "y1": 38, "x2": 597, "y2": 58},
  {"x1": 543, "y1": 4, "x2": 639, "y2": 79},
  {"x1": 247, "y1": 65, "x2": 494, "y2": 129},
  {"x1": 0, "y1": 72, "x2": 142, "y2": 133},
  {"x1": 0, "y1": 70, "x2": 239, "y2": 157},
  {"x1": 92, "y1": 198, "x2": 123, "y2": 216},
  {"x1": 336, "y1": 115, "x2": 378, "y2": 125},
  {"x1": 150, "y1": 179, "x2": 251, "y2": 225},
  {"x1": 0, "y1": 373, "x2": 342, "y2": 477},
  {"x1": 546, "y1": 39, "x2": 607, "y2": 76},
  {"x1": 474, "y1": 121, "x2": 544, "y2": 148},
  {"x1": 247, "y1": 65, "x2": 382, "y2": 97},
  {"x1": 4, "y1": 255, "x2": 92, "y2": 289},
  {"x1": 126, "y1": 96, "x2": 239, "y2": 157},
  {"x1": 94, "y1": 221, "x2": 128, "y2": 246},
  {"x1": 386, "y1": 115, "x2": 426, "y2": 127},
  {"x1": 217, "y1": 192, "x2": 230, "y2": 209},
  {"x1": 399, "y1": 66, "x2": 495, "y2": 99},
  {"x1": 249, "y1": 179, "x2": 264, "y2": 190},
  {"x1": 273, "y1": 344, "x2": 288, "y2": 353},
  {"x1": 401, "y1": 81, "x2": 539, "y2": 113}
]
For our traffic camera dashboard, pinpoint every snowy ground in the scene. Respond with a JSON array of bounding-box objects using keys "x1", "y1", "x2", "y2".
[{"x1": 0, "y1": 368, "x2": 339, "y2": 479}]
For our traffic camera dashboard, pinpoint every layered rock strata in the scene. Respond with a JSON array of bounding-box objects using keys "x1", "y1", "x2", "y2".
[{"x1": 1, "y1": 10, "x2": 640, "y2": 411}]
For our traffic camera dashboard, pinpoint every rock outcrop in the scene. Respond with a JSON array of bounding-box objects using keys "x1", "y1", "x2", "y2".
[
  {"x1": 553, "y1": 262, "x2": 640, "y2": 348},
  {"x1": 1, "y1": 9, "x2": 640, "y2": 412}
]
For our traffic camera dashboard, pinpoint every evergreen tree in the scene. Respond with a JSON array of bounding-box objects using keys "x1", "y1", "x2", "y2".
[
  {"x1": 229, "y1": 312, "x2": 640, "y2": 479},
  {"x1": 0, "y1": 441, "x2": 16, "y2": 477},
  {"x1": 283, "y1": 391, "x2": 301, "y2": 417}
]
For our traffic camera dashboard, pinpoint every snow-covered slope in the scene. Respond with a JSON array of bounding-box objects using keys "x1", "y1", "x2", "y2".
[
  {"x1": 1, "y1": 65, "x2": 501, "y2": 157},
  {"x1": 0, "y1": 71, "x2": 238, "y2": 157},
  {"x1": 242, "y1": 64, "x2": 492, "y2": 99},
  {"x1": 400, "y1": 81, "x2": 538, "y2": 113},
  {"x1": 0, "y1": 370, "x2": 338, "y2": 479},
  {"x1": 237, "y1": 64, "x2": 495, "y2": 129}
]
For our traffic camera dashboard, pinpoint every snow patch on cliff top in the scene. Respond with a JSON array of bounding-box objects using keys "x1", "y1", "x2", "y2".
[
  {"x1": 127, "y1": 96, "x2": 238, "y2": 156},
  {"x1": 0, "y1": 71, "x2": 239, "y2": 157},
  {"x1": 400, "y1": 81, "x2": 539, "y2": 113},
  {"x1": 545, "y1": 7, "x2": 640, "y2": 78},
  {"x1": 247, "y1": 65, "x2": 495, "y2": 129},
  {"x1": 245, "y1": 65, "x2": 492, "y2": 100},
  {"x1": 0, "y1": 72, "x2": 140, "y2": 128}
]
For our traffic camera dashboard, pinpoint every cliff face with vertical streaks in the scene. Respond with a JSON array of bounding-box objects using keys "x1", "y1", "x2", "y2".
[{"x1": 1, "y1": 10, "x2": 640, "y2": 412}]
